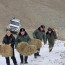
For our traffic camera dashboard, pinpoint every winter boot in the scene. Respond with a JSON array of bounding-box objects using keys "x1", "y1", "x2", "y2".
[
  {"x1": 34, "y1": 56, "x2": 37, "y2": 58},
  {"x1": 25, "y1": 61, "x2": 28, "y2": 63},
  {"x1": 34, "y1": 53, "x2": 37, "y2": 58},
  {"x1": 7, "y1": 63, "x2": 10, "y2": 65},
  {"x1": 14, "y1": 63, "x2": 18, "y2": 65},
  {"x1": 49, "y1": 47, "x2": 52, "y2": 52},
  {"x1": 37, "y1": 52, "x2": 40, "y2": 56},
  {"x1": 49, "y1": 49, "x2": 52, "y2": 52}
]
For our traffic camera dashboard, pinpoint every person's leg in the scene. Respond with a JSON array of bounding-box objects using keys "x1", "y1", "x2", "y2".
[
  {"x1": 25, "y1": 56, "x2": 28, "y2": 63},
  {"x1": 11, "y1": 56, "x2": 17, "y2": 65},
  {"x1": 37, "y1": 52, "x2": 40, "y2": 56},
  {"x1": 52, "y1": 43, "x2": 54, "y2": 48},
  {"x1": 11, "y1": 48, "x2": 17, "y2": 65},
  {"x1": 37, "y1": 48, "x2": 40, "y2": 56},
  {"x1": 20, "y1": 54, "x2": 23, "y2": 63},
  {"x1": 34, "y1": 53, "x2": 37, "y2": 58},
  {"x1": 50, "y1": 43, "x2": 54, "y2": 51},
  {"x1": 49, "y1": 43, "x2": 52, "y2": 52},
  {"x1": 6, "y1": 57, "x2": 10, "y2": 65}
]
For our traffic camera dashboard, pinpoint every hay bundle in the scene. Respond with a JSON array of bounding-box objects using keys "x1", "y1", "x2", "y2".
[
  {"x1": 23, "y1": 45, "x2": 37, "y2": 56},
  {"x1": 16, "y1": 42, "x2": 37, "y2": 56},
  {"x1": 0, "y1": 44, "x2": 4, "y2": 55},
  {"x1": 2, "y1": 45, "x2": 13, "y2": 57},
  {"x1": 0, "y1": 45, "x2": 3, "y2": 54},
  {"x1": 0, "y1": 44, "x2": 13, "y2": 57},
  {"x1": 30, "y1": 39, "x2": 42, "y2": 49},
  {"x1": 49, "y1": 27, "x2": 58, "y2": 39},
  {"x1": 16, "y1": 42, "x2": 29, "y2": 53}
]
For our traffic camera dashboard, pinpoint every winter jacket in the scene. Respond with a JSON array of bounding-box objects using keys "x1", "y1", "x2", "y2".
[
  {"x1": 46, "y1": 31, "x2": 56, "y2": 47},
  {"x1": 15, "y1": 31, "x2": 31, "y2": 47},
  {"x1": 2, "y1": 34, "x2": 15, "y2": 48},
  {"x1": 33, "y1": 28, "x2": 46, "y2": 43}
]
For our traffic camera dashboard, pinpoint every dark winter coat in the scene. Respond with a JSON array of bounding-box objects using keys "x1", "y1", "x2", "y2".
[
  {"x1": 15, "y1": 31, "x2": 31, "y2": 47},
  {"x1": 46, "y1": 31, "x2": 57, "y2": 48},
  {"x1": 33, "y1": 28, "x2": 46, "y2": 43},
  {"x1": 2, "y1": 34, "x2": 15, "y2": 48}
]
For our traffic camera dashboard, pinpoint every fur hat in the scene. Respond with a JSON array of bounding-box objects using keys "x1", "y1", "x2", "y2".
[
  {"x1": 20, "y1": 28, "x2": 25, "y2": 32},
  {"x1": 48, "y1": 28, "x2": 52, "y2": 31},
  {"x1": 40, "y1": 25, "x2": 45, "y2": 28}
]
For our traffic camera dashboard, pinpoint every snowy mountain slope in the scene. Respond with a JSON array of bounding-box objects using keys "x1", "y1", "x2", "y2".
[
  {"x1": 0, "y1": 0, "x2": 65, "y2": 41},
  {"x1": 0, "y1": 40, "x2": 65, "y2": 65}
]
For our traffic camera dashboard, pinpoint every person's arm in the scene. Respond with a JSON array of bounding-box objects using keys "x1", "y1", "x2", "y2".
[
  {"x1": 11, "y1": 36, "x2": 15, "y2": 45},
  {"x1": 27, "y1": 35, "x2": 31, "y2": 44},
  {"x1": 46, "y1": 33, "x2": 48, "y2": 44},
  {"x1": 15, "y1": 36, "x2": 19, "y2": 48},
  {"x1": 2, "y1": 37, "x2": 5, "y2": 44},
  {"x1": 43, "y1": 33, "x2": 46, "y2": 44},
  {"x1": 33, "y1": 29, "x2": 37, "y2": 38}
]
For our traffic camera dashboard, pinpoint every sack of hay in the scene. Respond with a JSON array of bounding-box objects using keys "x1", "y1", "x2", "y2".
[
  {"x1": 16, "y1": 42, "x2": 37, "y2": 56},
  {"x1": 49, "y1": 27, "x2": 58, "y2": 39},
  {"x1": 30, "y1": 39, "x2": 42, "y2": 49},
  {"x1": 0, "y1": 44, "x2": 13, "y2": 57}
]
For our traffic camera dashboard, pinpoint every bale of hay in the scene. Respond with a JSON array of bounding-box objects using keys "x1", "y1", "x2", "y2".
[
  {"x1": 2, "y1": 45, "x2": 13, "y2": 57},
  {"x1": 22, "y1": 45, "x2": 37, "y2": 56},
  {"x1": 30, "y1": 39, "x2": 42, "y2": 49},
  {"x1": 0, "y1": 45, "x2": 2, "y2": 54},
  {"x1": 0, "y1": 44, "x2": 13, "y2": 57},
  {"x1": 16, "y1": 42, "x2": 29, "y2": 54},
  {"x1": 0, "y1": 44, "x2": 4, "y2": 55},
  {"x1": 16, "y1": 42, "x2": 37, "y2": 56}
]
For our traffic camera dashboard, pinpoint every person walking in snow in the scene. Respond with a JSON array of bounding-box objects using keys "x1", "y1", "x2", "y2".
[
  {"x1": 15, "y1": 28, "x2": 31, "y2": 64},
  {"x1": 2, "y1": 30, "x2": 17, "y2": 65},
  {"x1": 33, "y1": 25, "x2": 46, "y2": 58},
  {"x1": 46, "y1": 27, "x2": 57, "y2": 52}
]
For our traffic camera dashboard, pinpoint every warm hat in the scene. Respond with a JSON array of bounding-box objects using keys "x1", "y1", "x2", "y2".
[
  {"x1": 20, "y1": 28, "x2": 25, "y2": 32},
  {"x1": 40, "y1": 25, "x2": 45, "y2": 28},
  {"x1": 48, "y1": 28, "x2": 52, "y2": 31}
]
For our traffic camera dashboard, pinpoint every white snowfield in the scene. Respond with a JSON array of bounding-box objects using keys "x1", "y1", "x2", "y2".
[{"x1": 0, "y1": 40, "x2": 65, "y2": 65}]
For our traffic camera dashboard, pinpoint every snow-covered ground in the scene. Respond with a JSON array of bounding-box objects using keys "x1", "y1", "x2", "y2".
[{"x1": 0, "y1": 40, "x2": 65, "y2": 65}]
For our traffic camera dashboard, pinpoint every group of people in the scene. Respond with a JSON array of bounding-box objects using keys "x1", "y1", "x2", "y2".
[{"x1": 2, "y1": 25, "x2": 57, "y2": 65}]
